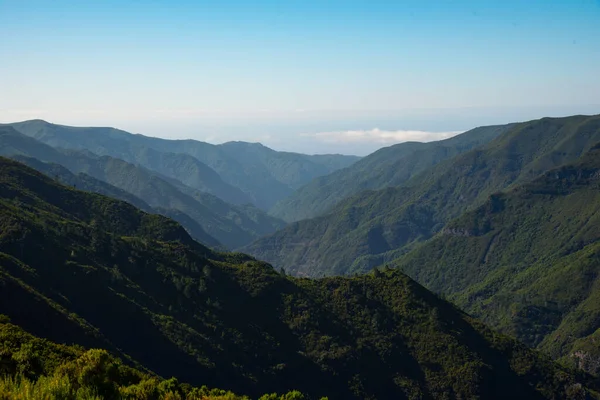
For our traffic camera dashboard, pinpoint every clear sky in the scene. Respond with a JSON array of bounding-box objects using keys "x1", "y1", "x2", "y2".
[{"x1": 1, "y1": 0, "x2": 599, "y2": 155}]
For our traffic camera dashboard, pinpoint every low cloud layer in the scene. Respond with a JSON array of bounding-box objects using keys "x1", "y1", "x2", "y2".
[{"x1": 301, "y1": 128, "x2": 463, "y2": 144}]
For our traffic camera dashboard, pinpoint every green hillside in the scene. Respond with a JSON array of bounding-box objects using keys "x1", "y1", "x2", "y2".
[
  {"x1": 3, "y1": 120, "x2": 253, "y2": 206},
  {"x1": 9, "y1": 155, "x2": 153, "y2": 212},
  {"x1": 5, "y1": 120, "x2": 359, "y2": 210},
  {"x1": 0, "y1": 319, "x2": 311, "y2": 399},
  {"x1": 0, "y1": 126, "x2": 285, "y2": 249},
  {"x1": 0, "y1": 157, "x2": 593, "y2": 399},
  {"x1": 392, "y1": 143, "x2": 600, "y2": 374},
  {"x1": 120, "y1": 147, "x2": 254, "y2": 206},
  {"x1": 269, "y1": 124, "x2": 513, "y2": 222},
  {"x1": 9, "y1": 155, "x2": 223, "y2": 248},
  {"x1": 244, "y1": 115, "x2": 600, "y2": 277}
]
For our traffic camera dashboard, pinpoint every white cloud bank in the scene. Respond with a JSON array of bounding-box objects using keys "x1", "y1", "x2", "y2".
[{"x1": 301, "y1": 128, "x2": 463, "y2": 144}]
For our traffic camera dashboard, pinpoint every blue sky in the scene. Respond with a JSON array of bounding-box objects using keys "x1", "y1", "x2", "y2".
[{"x1": 1, "y1": 0, "x2": 599, "y2": 155}]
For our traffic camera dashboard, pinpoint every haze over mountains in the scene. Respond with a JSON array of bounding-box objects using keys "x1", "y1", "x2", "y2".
[
  {"x1": 0, "y1": 120, "x2": 358, "y2": 249},
  {"x1": 269, "y1": 124, "x2": 515, "y2": 222},
  {"x1": 3, "y1": 120, "x2": 360, "y2": 211}
]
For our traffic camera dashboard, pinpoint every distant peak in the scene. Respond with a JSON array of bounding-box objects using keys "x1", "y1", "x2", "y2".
[
  {"x1": 20, "y1": 119, "x2": 51, "y2": 124},
  {"x1": 222, "y1": 140, "x2": 266, "y2": 147}
]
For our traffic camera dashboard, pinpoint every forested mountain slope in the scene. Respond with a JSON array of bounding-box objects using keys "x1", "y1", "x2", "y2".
[
  {"x1": 0, "y1": 126, "x2": 285, "y2": 249},
  {"x1": 0, "y1": 318, "x2": 311, "y2": 399},
  {"x1": 10, "y1": 155, "x2": 222, "y2": 248},
  {"x1": 3, "y1": 121, "x2": 253, "y2": 205},
  {"x1": 270, "y1": 124, "x2": 514, "y2": 222},
  {"x1": 4, "y1": 119, "x2": 359, "y2": 210},
  {"x1": 244, "y1": 115, "x2": 600, "y2": 277},
  {"x1": 393, "y1": 143, "x2": 600, "y2": 375},
  {"x1": 0, "y1": 157, "x2": 592, "y2": 399}
]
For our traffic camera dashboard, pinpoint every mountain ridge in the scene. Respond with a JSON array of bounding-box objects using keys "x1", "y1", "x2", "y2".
[
  {"x1": 3, "y1": 119, "x2": 360, "y2": 210},
  {"x1": 269, "y1": 123, "x2": 515, "y2": 222},
  {"x1": 0, "y1": 126, "x2": 285, "y2": 249},
  {"x1": 391, "y1": 142, "x2": 600, "y2": 375},
  {"x1": 0, "y1": 156, "x2": 594, "y2": 399},
  {"x1": 244, "y1": 114, "x2": 600, "y2": 277}
]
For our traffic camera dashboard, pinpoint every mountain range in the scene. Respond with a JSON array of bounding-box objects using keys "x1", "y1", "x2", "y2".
[
  {"x1": 3, "y1": 113, "x2": 600, "y2": 399},
  {"x1": 0, "y1": 126, "x2": 289, "y2": 249},
  {"x1": 393, "y1": 142, "x2": 600, "y2": 375},
  {"x1": 244, "y1": 115, "x2": 600, "y2": 277},
  {"x1": 0, "y1": 156, "x2": 594, "y2": 399},
  {"x1": 2, "y1": 120, "x2": 360, "y2": 211},
  {"x1": 269, "y1": 123, "x2": 515, "y2": 222}
]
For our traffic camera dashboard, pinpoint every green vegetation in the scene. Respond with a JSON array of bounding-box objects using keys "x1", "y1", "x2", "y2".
[
  {"x1": 0, "y1": 126, "x2": 285, "y2": 249},
  {"x1": 392, "y1": 143, "x2": 600, "y2": 374},
  {"x1": 244, "y1": 115, "x2": 600, "y2": 277},
  {"x1": 4, "y1": 120, "x2": 359, "y2": 211},
  {"x1": 269, "y1": 124, "x2": 513, "y2": 222},
  {"x1": 0, "y1": 319, "x2": 314, "y2": 399},
  {"x1": 0, "y1": 157, "x2": 593, "y2": 399},
  {"x1": 12, "y1": 155, "x2": 154, "y2": 212}
]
